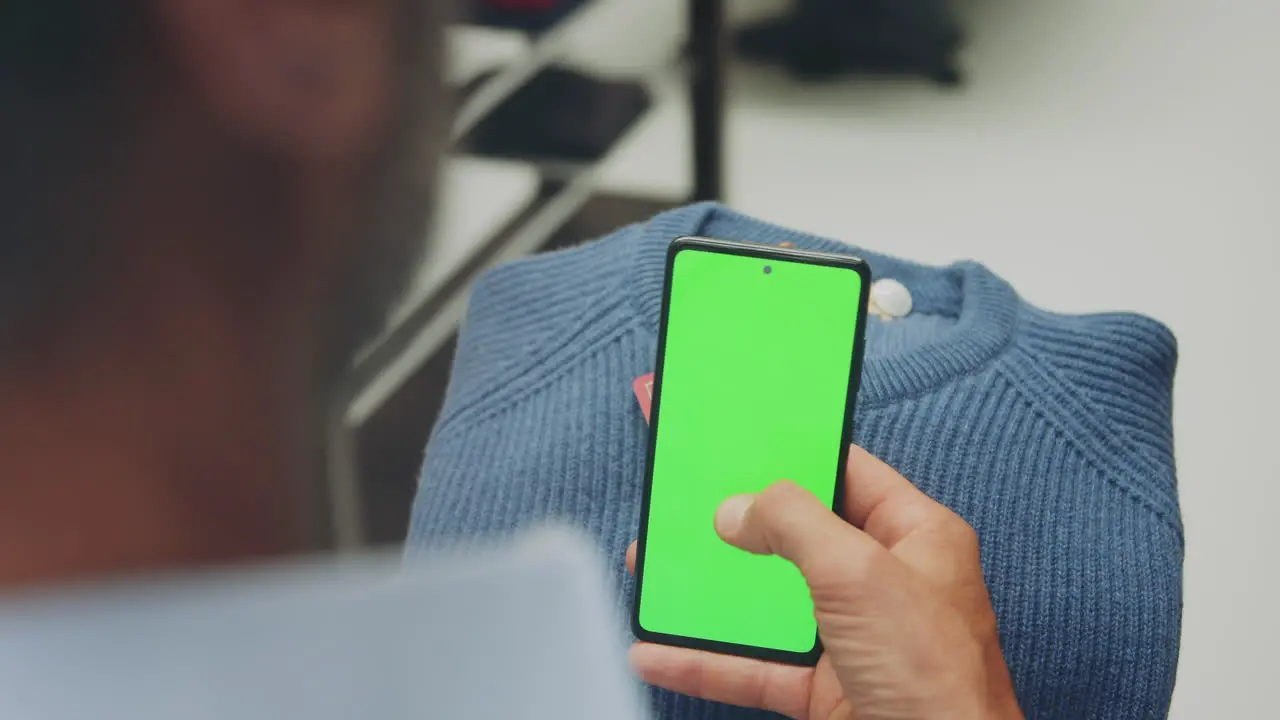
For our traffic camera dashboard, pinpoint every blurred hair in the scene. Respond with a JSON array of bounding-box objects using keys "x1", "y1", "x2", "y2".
[
  {"x1": 0, "y1": 1, "x2": 451, "y2": 376},
  {"x1": 0, "y1": 1, "x2": 152, "y2": 343}
]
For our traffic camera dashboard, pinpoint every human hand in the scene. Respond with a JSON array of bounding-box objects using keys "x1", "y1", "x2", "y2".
[{"x1": 625, "y1": 445, "x2": 1022, "y2": 720}]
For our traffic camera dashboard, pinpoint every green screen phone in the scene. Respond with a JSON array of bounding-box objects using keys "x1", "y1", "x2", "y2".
[{"x1": 631, "y1": 236, "x2": 870, "y2": 666}]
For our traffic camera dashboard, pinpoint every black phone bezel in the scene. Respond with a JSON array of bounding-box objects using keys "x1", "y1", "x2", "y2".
[{"x1": 630, "y1": 235, "x2": 872, "y2": 667}]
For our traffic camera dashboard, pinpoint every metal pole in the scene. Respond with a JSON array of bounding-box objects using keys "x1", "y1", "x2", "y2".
[{"x1": 689, "y1": 0, "x2": 726, "y2": 202}]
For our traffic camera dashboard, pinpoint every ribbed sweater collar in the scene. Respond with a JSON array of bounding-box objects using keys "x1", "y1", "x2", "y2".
[{"x1": 623, "y1": 204, "x2": 1021, "y2": 407}]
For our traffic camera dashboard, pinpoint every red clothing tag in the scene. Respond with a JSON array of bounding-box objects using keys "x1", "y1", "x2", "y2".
[{"x1": 632, "y1": 373, "x2": 654, "y2": 424}]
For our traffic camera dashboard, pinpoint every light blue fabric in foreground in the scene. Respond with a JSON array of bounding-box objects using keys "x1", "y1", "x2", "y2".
[{"x1": 408, "y1": 204, "x2": 1183, "y2": 719}]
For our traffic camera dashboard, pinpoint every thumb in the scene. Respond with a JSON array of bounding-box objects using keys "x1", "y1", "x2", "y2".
[{"x1": 715, "y1": 481, "x2": 880, "y2": 581}]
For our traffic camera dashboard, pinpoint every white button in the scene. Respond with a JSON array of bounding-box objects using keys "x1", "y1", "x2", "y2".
[{"x1": 871, "y1": 278, "x2": 913, "y2": 319}]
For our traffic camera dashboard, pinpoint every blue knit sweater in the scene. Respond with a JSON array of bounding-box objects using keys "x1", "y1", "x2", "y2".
[{"x1": 408, "y1": 204, "x2": 1182, "y2": 719}]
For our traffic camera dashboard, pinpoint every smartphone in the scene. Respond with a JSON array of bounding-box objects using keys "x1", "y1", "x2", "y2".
[{"x1": 631, "y1": 236, "x2": 870, "y2": 666}]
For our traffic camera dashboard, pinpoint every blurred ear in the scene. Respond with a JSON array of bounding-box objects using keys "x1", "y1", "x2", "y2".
[{"x1": 155, "y1": 0, "x2": 396, "y2": 164}]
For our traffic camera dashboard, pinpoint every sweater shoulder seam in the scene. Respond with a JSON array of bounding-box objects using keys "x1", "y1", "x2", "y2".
[
  {"x1": 430, "y1": 317, "x2": 639, "y2": 441},
  {"x1": 1008, "y1": 338, "x2": 1173, "y2": 479},
  {"x1": 996, "y1": 350, "x2": 1182, "y2": 539}
]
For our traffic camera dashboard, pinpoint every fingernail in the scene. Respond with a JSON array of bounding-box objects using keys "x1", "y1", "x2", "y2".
[{"x1": 715, "y1": 494, "x2": 754, "y2": 538}]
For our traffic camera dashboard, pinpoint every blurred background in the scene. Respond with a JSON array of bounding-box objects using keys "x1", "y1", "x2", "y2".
[{"x1": 327, "y1": 0, "x2": 1278, "y2": 717}]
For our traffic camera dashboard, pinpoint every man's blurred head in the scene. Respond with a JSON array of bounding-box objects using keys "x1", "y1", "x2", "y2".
[
  {"x1": 0, "y1": 0, "x2": 448, "y2": 584},
  {"x1": 1, "y1": 0, "x2": 447, "y2": 379}
]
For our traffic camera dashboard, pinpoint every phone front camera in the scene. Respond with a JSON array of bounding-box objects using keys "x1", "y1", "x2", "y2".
[{"x1": 763, "y1": 265, "x2": 773, "y2": 275}]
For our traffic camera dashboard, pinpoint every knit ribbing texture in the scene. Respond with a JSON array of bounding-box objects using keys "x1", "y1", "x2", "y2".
[{"x1": 408, "y1": 204, "x2": 1182, "y2": 720}]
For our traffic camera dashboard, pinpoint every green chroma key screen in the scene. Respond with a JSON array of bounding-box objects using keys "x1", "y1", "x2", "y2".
[{"x1": 634, "y1": 239, "x2": 867, "y2": 661}]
